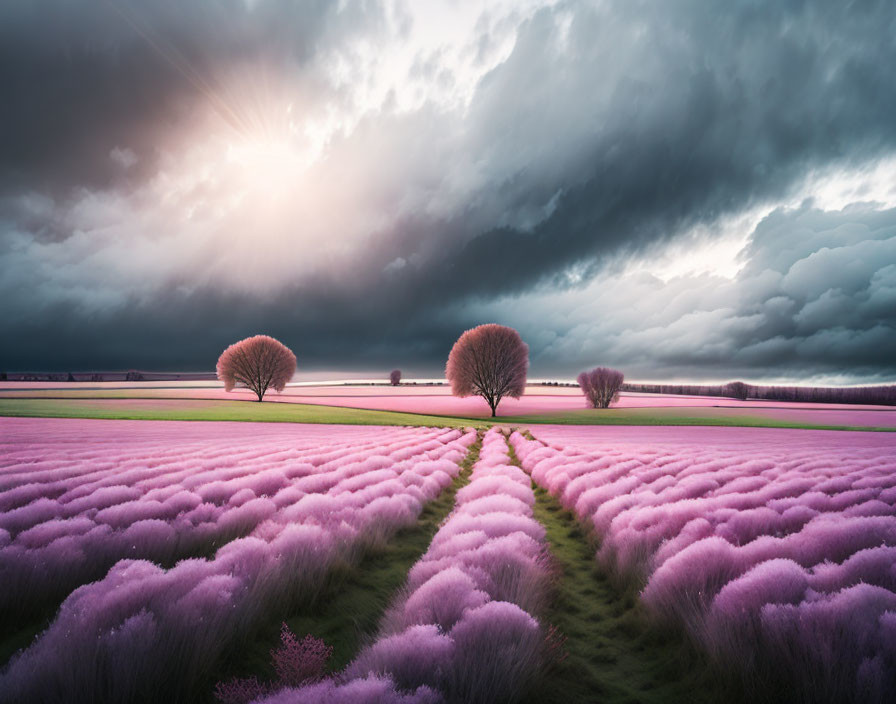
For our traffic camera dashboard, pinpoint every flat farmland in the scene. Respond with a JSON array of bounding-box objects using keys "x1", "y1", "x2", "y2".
[
  {"x1": 2, "y1": 383, "x2": 895, "y2": 430},
  {"x1": 2, "y1": 413, "x2": 895, "y2": 703}
]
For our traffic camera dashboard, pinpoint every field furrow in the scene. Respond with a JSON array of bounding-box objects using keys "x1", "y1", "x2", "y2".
[
  {"x1": 261, "y1": 428, "x2": 552, "y2": 703},
  {"x1": 511, "y1": 426, "x2": 896, "y2": 703}
]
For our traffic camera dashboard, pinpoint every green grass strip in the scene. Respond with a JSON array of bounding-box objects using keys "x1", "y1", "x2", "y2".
[
  {"x1": 1, "y1": 397, "x2": 892, "y2": 432},
  {"x1": 0, "y1": 398, "x2": 479, "y2": 429},
  {"x1": 206, "y1": 434, "x2": 482, "y2": 700},
  {"x1": 502, "y1": 407, "x2": 896, "y2": 432},
  {"x1": 526, "y1": 486, "x2": 739, "y2": 704},
  {"x1": 502, "y1": 436, "x2": 738, "y2": 704}
]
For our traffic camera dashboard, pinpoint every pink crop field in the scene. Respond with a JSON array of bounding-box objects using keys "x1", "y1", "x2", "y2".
[
  {"x1": 6, "y1": 383, "x2": 896, "y2": 427},
  {"x1": 0, "y1": 418, "x2": 476, "y2": 703},
  {"x1": 3, "y1": 416, "x2": 894, "y2": 703},
  {"x1": 510, "y1": 426, "x2": 896, "y2": 702},
  {"x1": 257, "y1": 428, "x2": 551, "y2": 704}
]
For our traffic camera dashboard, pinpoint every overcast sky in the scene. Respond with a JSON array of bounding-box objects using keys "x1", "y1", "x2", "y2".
[{"x1": 1, "y1": 0, "x2": 895, "y2": 382}]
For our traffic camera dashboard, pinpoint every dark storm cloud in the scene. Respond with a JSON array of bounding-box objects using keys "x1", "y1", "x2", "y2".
[
  {"x1": 5, "y1": 201, "x2": 894, "y2": 381},
  {"x1": 398, "y1": 0, "x2": 896, "y2": 299},
  {"x1": 2, "y1": 0, "x2": 896, "y2": 379}
]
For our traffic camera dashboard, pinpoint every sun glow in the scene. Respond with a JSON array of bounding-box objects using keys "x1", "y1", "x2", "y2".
[{"x1": 224, "y1": 132, "x2": 308, "y2": 196}]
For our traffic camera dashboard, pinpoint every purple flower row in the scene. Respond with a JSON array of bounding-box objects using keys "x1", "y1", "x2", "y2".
[
  {"x1": 0, "y1": 422, "x2": 468, "y2": 617},
  {"x1": 509, "y1": 428, "x2": 896, "y2": 702},
  {"x1": 260, "y1": 428, "x2": 551, "y2": 704},
  {"x1": 0, "y1": 421, "x2": 476, "y2": 704}
]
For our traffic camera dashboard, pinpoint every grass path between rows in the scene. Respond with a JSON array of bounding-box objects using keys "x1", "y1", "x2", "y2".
[
  {"x1": 504, "y1": 435, "x2": 739, "y2": 704},
  {"x1": 205, "y1": 434, "x2": 482, "y2": 702}
]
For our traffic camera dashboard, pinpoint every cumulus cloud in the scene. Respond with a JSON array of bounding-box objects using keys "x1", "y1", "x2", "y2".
[{"x1": 477, "y1": 202, "x2": 896, "y2": 381}]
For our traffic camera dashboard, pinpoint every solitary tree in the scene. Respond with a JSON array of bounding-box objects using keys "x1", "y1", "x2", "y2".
[
  {"x1": 390, "y1": 369, "x2": 402, "y2": 386},
  {"x1": 724, "y1": 381, "x2": 750, "y2": 401},
  {"x1": 578, "y1": 367, "x2": 624, "y2": 408},
  {"x1": 446, "y1": 324, "x2": 528, "y2": 417},
  {"x1": 217, "y1": 335, "x2": 297, "y2": 402}
]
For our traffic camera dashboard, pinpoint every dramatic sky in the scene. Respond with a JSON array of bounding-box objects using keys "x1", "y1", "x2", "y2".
[{"x1": 2, "y1": 0, "x2": 895, "y2": 382}]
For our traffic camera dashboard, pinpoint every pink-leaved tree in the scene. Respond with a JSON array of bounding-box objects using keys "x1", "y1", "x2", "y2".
[
  {"x1": 578, "y1": 366, "x2": 624, "y2": 408},
  {"x1": 389, "y1": 369, "x2": 402, "y2": 386},
  {"x1": 216, "y1": 335, "x2": 296, "y2": 402},
  {"x1": 446, "y1": 324, "x2": 528, "y2": 417}
]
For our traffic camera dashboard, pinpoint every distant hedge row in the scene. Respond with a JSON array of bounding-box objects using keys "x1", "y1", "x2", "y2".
[{"x1": 623, "y1": 382, "x2": 896, "y2": 406}]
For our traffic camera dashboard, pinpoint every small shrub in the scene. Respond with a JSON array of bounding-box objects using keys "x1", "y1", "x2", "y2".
[
  {"x1": 271, "y1": 625, "x2": 333, "y2": 687},
  {"x1": 577, "y1": 367, "x2": 624, "y2": 408}
]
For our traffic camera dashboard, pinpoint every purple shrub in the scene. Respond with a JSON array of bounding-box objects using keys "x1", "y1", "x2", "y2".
[
  {"x1": 712, "y1": 559, "x2": 808, "y2": 618},
  {"x1": 347, "y1": 625, "x2": 455, "y2": 690},
  {"x1": 448, "y1": 601, "x2": 543, "y2": 704},
  {"x1": 215, "y1": 625, "x2": 332, "y2": 704},
  {"x1": 272, "y1": 625, "x2": 333, "y2": 687},
  {"x1": 809, "y1": 546, "x2": 896, "y2": 593},
  {"x1": 340, "y1": 429, "x2": 549, "y2": 703},
  {"x1": 397, "y1": 568, "x2": 489, "y2": 632},
  {"x1": 758, "y1": 584, "x2": 896, "y2": 702}
]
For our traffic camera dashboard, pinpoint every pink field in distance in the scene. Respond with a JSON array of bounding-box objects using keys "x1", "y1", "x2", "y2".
[{"x1": 4, "y1": 383, "x2": 896, "y2": 425}]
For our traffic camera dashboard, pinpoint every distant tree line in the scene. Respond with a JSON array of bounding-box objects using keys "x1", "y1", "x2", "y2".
[{"x1": 623, "y1": 381, "x2": 896, "y2": 406}]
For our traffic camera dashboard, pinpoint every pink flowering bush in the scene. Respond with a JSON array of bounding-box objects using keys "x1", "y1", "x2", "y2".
[
  {"x1": 0, "y1": 418, "x2": 476, "y2": 704},
  {"x1": 510, "y1": 426, "x2": 896, "y2": 702}
]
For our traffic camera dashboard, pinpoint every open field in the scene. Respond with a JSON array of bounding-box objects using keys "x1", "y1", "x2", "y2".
[
  {"x1": 0, "y1": 397, "x2": 477, "y2": 429},
  {"x1": 6, "y1": 1, "x2": 896, "y2": 701},
  {"x1": 4, "y1": 381, "x2": 895, "y2": 412},
  {"x1": 2, "y1": 383, "x2": 895, "y2": 430}
]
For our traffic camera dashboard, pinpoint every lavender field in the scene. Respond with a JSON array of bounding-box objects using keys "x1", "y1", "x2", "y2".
[
  {"x1": 512, "y1": 426, "x2": 896, "y2": 702},
  {"x1": 0, "y1": 418, "x2": 476, "y2": 702},
  {"x1": 2, "y1": 415, "x2": 893, "y2": 703}
]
